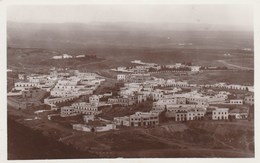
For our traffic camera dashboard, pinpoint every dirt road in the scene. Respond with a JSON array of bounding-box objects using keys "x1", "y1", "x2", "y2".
[{"x1": 218, "y1": 60, "x2": 253, "y2": 70}]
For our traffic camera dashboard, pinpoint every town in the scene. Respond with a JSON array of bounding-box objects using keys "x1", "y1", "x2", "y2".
[
  {"x1": 5, "y1": 3, "x2": 255, "y2": 159},
  {"x1": 7, "y1": 59, "x2": 254, "y2": 134}
]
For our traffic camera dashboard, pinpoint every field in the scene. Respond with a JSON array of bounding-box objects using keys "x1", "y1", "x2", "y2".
[
  {"x1": 7, "y1": 28, "x2": 254, "y2": 73},
  {"x1": 7, "y1": 47, "x2": 254, "y2": 78}
]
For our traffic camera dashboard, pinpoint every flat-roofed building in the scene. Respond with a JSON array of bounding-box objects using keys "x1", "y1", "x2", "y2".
[
  {"x1": 117, "y1": 74, "x2": 126, "y2": 81},
  {"x1": 211, "y1": 107, "x2": 229, "y2": 120},
  {"x1": 166, "y1": 105, "x2": 206, "y2": 121},
  {"x1": 61, "y1": 106, "x2": 79, "y2": 117},
  {"x1": 244, "y1": 95, "x2": 254, "y2": 105},
  {"x1": 230, "y1": 99, "x2": 243, "y2": 105},
  {"x1": 72, "y1": 102, "x2": 101, "y2": 115},
  {"x1": 175, "y1": 110, "x2": 188, "y2": 121},
  {"x1": 190, "y1": 66, "x2": 201, "y2": 72},
  {"x1": 186, "y1": 108, "x2": 206, "y2": 121},
  {"x1": 137, "y1": 93, "x2": 147, "y2": 103},
  {"x1": 15, "y1": 82, "x2": 39, "y2": 91},
  {"x1": 151, "y1": 91, "x2": 164, "y2": 101},
  {"x1": 129, "y1": 112, "x2": 159, "y2": 127},
  {"x1": 229, "y1": 108, "x2": 249, "y2": 119},
  {"x1": 114, "y1": 116, "x2": 130, "y2": 127},
  {"x1": 18, "y1": 73, "x2": 26, "y2": 80},
  {"x1": 89, "y1": 95, "x2": 99, "y2": 104}
]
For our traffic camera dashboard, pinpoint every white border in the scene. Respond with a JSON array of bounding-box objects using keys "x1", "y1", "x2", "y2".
[{"x1": 0, "y1": 0, "x2": 259, "y2": 163}]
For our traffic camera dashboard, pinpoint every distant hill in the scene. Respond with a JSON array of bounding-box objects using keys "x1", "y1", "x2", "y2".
[{"x1": 7, "y1": 21, "x2": 253, "y2": 50}]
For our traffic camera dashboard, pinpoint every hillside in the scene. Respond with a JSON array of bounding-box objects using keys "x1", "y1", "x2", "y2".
[
  {"x1": 7, "y1": 22, "x2": 254, "y2": 72},
  {"x1": 8, "y1": 22, "x2": 253, "y2": 50},
  {"x1": 8, "y1": 116, "x2": 96, "y2": 159}
]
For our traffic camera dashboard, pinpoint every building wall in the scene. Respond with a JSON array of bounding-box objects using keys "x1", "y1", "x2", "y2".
[
  {"x1": 83, "y1": 115, "x2": 95, "y2": 123},
  {"x1": 18, "y1": 74, "x2": 26, "y2": 80},
  {"x1": 152, "y1": 92, "x2": 163, "y2": 100},
  {"x1": 60, "y1": 106, "x2": 78, "y2": 117},
  {"x1": 186, "y1": 111, "x2": 205, "y2": 120},
  {"x1": 89, "y1": 95, "x2": 99, "y2": 104},
  {"x1": 117, "y1": 74, "x2": 126, "y2": 81},
  {"x1": 175, "y1": 112, "x2": 187, "y2": 121},
  {"x1": 212, "y1": 109, "x2": 229, "y2": 120},
  {"x1": 177, "y1": 97, "x2": 187, "y2": 104},
  {"x1": 72, "y1": 103, "x2": 100, "y2": 115},
  {"x1": 137, "y1": 94, "x2": 147, "y2": 103},
  {"x1": 22, "y1": 88, "x2": 41, "y2": 98},
  {"x1": 44, "y1": 96, "x2": 78, "y2": 105},
  {"x1": 15, "y1": 82, "x2": 39, "y2": 91},
  {"x1": 244, "y1": 96, "x2": 254, "y2": 105},
  {"x1": 108, "y1": 98, "x2": 119, "y2": 104},
  {"x1": 114, "y1": 117, "x2": 130, "y2": 127},
  {"x1": 230, "y1": 100, "x2": 243, "y2": 105},
  {"x1": 129, "y1": 113, "x2": 159, "y2": 127},
  {"x1": 229, "y1": 113, "x2": 248, "y2": 119}
]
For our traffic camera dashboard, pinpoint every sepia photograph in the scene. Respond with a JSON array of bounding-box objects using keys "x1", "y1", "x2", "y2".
[{"x1": 3, "y1": 0, "x2": 257, "y2": 161}]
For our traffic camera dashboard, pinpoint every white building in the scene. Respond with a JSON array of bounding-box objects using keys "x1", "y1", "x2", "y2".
[
  {"x1": 186, "y1": 107, "x2": 206, "y2": 121},
  {"x1": 229, "y1": 108, "x2": 249, "y2": 119},
  {"x1": 89, "y1": 95, "x2": 99, "y2": 104},
  {"x1": 44, "y1": 96, "x2": 78, "y2": 107},
  {"x1": 114, "y1": 116, "x2": 130, "y2": 127},
  {"x1": 60, "y1": 106, "x2": 79, "y2": 117},
  {"x1": 52, "y1": 54, "x2": 73, "y2": 59},
  {"x1": 173, "y1": 81, "x2": 189, "y2": 87},
  {"x1": 244, "y1": 95, "x2": 254, "y2": 105},
  {"x1": 151, "y1": 91, "x2": 164, "y2": 100},
  {"x1": 117, "y1": 74, "x2": 126, "y2": 81},
  {"x1": 166, "y1": 104, "x2": 206, "y2": 121},
  {"x1": 76, "y1": 55, "x2": 85, "y2": 58},
  {"x1": 62, "y1": 54, "x2": 73, "y2": 59},
  {"x1": 52, "y1": 56, "x2": 63, "y2": 59},
  {"x1": 153, "y1": 98, "x2": 177, "y2": 111},
  {"x1": 230, "y1": 99, "x2": 243, "y2": 105},
  {"x1": 83, "y1": 115, "x2": 95, "y2": 123},
  {"x1": 72, "y1": 102, "x2": 101, "y2": 115},
  {"x1": 212, "y1": 108, "x2": 229, "y2": 120},
  {"x1": 137, "y1": 93, "x2": 147, "y2": 103},
  {"x1": 15, "y1": 82, "x2": 39, "y2": 91},
  {"x1": 190, "y1": 66, "x2": 201, "y2": 72},
  {"x1": 129, "y1": 112, "x2": 159, "y2": 127},
  {"x1": 18, "y1": 74, "x2": 26, "y2": 80}
]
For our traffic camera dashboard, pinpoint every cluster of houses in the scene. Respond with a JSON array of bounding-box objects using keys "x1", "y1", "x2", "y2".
[
  {"x1": 60, "y1": 95, "x2": 111, "y2": 117},
  {"x1": 8, "y1": 68, "x2": 105, "y2": 110},
  {"x1": 203, "y1": 82, "x2": 254, "y2": 92},
  {"x1": 111, "y1": 60, "x2": 201, "y2": 74},
  {"x1": 52, "y1": 54, "x2": 86, "y2": 59},
  {"x1": 111, "y1": 82, "x2": 252, "y2": 127},
  {"x1": 114, "y1": 111, "x2": 159, "y2": 127},
  {"x1": 7, "y1": 59, "x2": 254, "y2": 133}
]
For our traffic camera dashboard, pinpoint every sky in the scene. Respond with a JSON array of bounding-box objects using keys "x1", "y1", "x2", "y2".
[{"x1": 7, "y1": 5, "x2": 253, "y2": 28}]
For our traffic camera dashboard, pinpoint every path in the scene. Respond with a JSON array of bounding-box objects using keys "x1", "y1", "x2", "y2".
[{"x1": 218, "y1": 60, "x2": 253, "y2": 71}]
